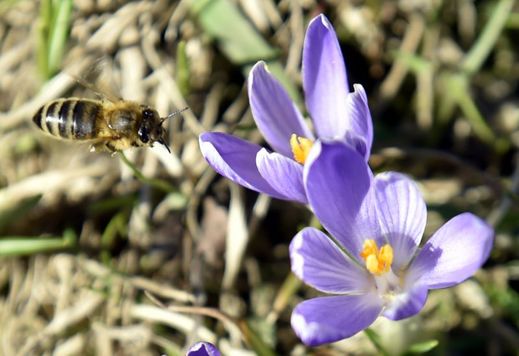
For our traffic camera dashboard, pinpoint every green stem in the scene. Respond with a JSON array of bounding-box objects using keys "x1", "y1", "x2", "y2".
[
  {"x1": 117, "y1": 152, "x2": 177, "y2": 193},
  {"x1": 364, "y1": 328, "x2": 391, "y2": 356},
  {"x1": 266, "y1": 272, "x2": 302, "y2": 325}
]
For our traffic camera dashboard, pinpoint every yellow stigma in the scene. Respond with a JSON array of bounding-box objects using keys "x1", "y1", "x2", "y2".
[
  {"x1": 290, "y1": 134, "x2": 313, "y2": 164},
  {"x1": 360, "y1": 239, "x2": 393, "y2": 276}
]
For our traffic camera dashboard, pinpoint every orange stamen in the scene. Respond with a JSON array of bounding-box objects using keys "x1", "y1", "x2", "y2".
[
  {"x1": 360, "y1": 239, "x2": 393, "y2": 276},
  {"x1": 290, "y1": 134, "x2": 313, "y2": 164}
]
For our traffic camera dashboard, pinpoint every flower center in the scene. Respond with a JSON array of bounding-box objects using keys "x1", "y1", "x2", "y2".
[
  {"x1": 360, "y1": 239, "x2": 393, "y2": 276},
  {"x1": 290, "y1": 134, "x2": 313, "y2": 164}
]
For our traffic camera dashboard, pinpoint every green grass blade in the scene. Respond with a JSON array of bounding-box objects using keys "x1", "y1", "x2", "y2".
[
  {"x1": 0, "y1": 194, "x2": 42, "y2": 232},
  {"x1": 462, "y1": 0, "x2": 515, "y2": 75},
  {"x1": 37, "y1": 0, "x2": 72, "y2": 79},
  {"x1": 47, "y1": 0, "x2": 73, "y2": 77},
  {"x1": 192, "y1": 0, "x2": 277, "y2": 64},
  {"x1": 0, "y1": 229, "x2": 76, "y2": 257},
  {"x1": 239, "y1": 320, "x2": 276, "y2": 356},
  {"x1": 191, "y1": 0, "x2": 301, "y2": 103},
  {"x1": 101, "y1": 211, "x2": 128, "y2": 248},
  {"x1": 37, "y1": 0, "x2": 52, "y2": 78},
  {"x1": 0, "y1": 0, "x2": 22, "y2": 15},
  {"x1": 176, "y1": 40, "x2": 190, "y2": 96},
  {"x1": 118, "y1": 152, "x2": 177, "y2": 194},
  {"x1": 364, "y1": 328, "x2": 391, "y2": 356},
  {"x1": 407, "y1": 339, "x2": 439, "y2": 354}
]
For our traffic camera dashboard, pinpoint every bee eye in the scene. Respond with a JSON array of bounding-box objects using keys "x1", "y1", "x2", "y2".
[
  {"x1": 142, "y1": 109, "x2": 154, "y2": 120},
  {"x1": 138, "y1": 126, "x2": 149, "y2": 143}
]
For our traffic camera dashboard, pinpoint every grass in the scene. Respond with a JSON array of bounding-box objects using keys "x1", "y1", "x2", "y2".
[{"x1": 0, "y1": 0, "x2": 518, "y2": 355}]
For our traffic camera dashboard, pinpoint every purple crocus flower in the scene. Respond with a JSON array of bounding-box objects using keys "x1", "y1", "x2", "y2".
[
  {"x1": 199, "y1": 15, "x2": 372, "y2": 204},
  {"x1": 290, "y1": 141, "x2": 494, "y2": 346},
  {"x1": 186, "y1": 341, "x2": 220, "y2": 356}
]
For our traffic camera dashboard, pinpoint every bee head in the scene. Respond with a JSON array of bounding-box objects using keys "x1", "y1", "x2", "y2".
[{"x1": 138, "y1": 108, "x2": 170, "y2": 153}]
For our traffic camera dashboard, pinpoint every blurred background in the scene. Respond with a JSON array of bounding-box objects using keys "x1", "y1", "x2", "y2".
[{"x1": 0, "y1": 0, "x2": 518, "y2": 355}]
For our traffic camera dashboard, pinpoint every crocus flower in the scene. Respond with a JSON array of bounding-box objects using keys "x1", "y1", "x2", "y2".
[
  {"x1": 186, "y1": 341, "x2": 220, "y2": 356},
  {"x1": 290, "y1": 141, "x2": 494, "y2": 346},
  {"x1": 199, "y1": 15, "x2": 372, "y2": 204}
]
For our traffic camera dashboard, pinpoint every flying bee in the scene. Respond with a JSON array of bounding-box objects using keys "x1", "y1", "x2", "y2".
[{"x1": 32, "y1": 97, "x2": 187, "y2": 153}]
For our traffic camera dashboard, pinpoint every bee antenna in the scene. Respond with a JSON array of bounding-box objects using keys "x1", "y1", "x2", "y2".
[{"x1": 161, "y1": 107, "x2": 189, "y2": 124}]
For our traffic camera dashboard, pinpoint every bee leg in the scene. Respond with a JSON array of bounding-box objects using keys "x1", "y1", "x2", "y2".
[
  {"x1": 90, "y1": 142, "x2": 115, "y2": 153},
  {"x1": 105, "y1": 142, "x2": 119, "y2": 153},
  {"x1": 90, "y1": 142, "x2": 105, "y2": 152}
]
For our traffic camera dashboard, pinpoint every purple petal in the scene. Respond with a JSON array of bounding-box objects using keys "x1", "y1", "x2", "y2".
[
  {"x1": 256, "y1": 148, "x2": 307, "y2": 204},
  {"x1": 291, "y1": 294, "x2": 383, "y2": 346},
  {"x1": 344, "y1": 84, "x2": 373, "y2": 159},
  {"x1": 304, "y1": 141, "x2": 379, "y2": 258},
  {"x1": 409, "y1": 213, "x2": 494, "y2": 289},
  {"x1": 199, "y1": 132, "x2": 289, "y2": 200},
  {"x1": 382, "y1": 285, "x2": 428, "y2": 320},
  {"x1": 374, "y1": 172, "x2": 427, "y2": 271},
  {"x1": 303, "y1": 15, "x2": 349, "y2": 139},
  {"x1": 344, "y1": 131, "x2": 370, "y2": 163},
  {"x1": 290, "y1": 227, "x2": 373, "y2": 294},
  {"x1": 187, "y1": 342, "x2": 221, "y2": 356},
  {"x1": 249, "y1": 61, "x2": 313, "y2": 158}
]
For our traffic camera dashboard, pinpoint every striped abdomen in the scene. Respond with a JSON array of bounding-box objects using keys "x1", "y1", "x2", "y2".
[{"x1": 33, "y1": 98, "x2": 102, "y2": 140}]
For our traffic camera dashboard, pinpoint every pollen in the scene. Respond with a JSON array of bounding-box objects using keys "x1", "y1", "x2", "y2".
[
  {"x1": 360, "y1": 239, "x2": 393, "y2": 276},
  {"x1": 290, "y1": 134, "x2": 313, "y2": 164}
]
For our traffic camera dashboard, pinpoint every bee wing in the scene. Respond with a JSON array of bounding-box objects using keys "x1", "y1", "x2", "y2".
[
  {"x1": 71, "y1": 75, "x2": 121, "y2": 103},
  {"x1": 66, "y1": 57, "x2": 121, "y2": 103}
]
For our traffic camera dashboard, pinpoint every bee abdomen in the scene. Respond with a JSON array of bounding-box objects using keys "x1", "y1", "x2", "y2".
[{"x1": 33, "y1": 98, "x2": 101, "y2": 140}]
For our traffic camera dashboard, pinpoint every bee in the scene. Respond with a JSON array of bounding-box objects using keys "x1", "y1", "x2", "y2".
[{"x1": 32, "y1": 97, "x2": 186, "y2": 153}]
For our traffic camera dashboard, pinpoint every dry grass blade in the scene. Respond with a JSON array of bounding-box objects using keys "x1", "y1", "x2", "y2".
[
  {"x1": 131, "y1": 276, "x2": 196, "y2": 304},
  {"x1": 45, "y1": 291, "x2": 104, "y2": 335},
  {"x1": 222, "y1": 184, "x2": 249, "y2": 290},
  {"x1": 0, "y1": 58, "x2": 93, "y2": 130},
  {"x1": 130, "y1": 304, "x2": 216, "y2": 342},
  {"x1": 0, "y1": 165, "x2": 111, "y2": 214}
]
